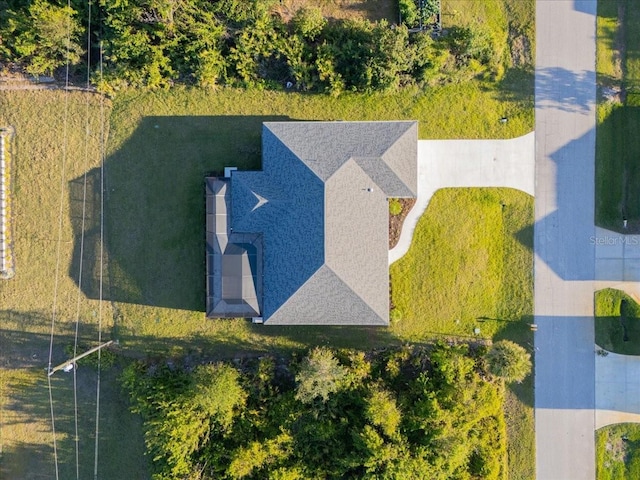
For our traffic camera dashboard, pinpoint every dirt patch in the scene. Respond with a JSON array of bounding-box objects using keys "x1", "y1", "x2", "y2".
[
  {"x1": 273, "y1": 0, "x2": 396, "y2": 23},
  {"x1": 509, "y1": 30, "x2": 532, "y2": 68},
  {"x1": 389, "y1": 197, "x2": 416, "y2": 249},
  {"x1": 606, "y1": 435, "x2": 627, "y2": 464}
]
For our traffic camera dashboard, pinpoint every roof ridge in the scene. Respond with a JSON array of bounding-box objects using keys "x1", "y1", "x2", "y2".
[
  {"x1": 266, "y1": 264, "x2": 387, "y2": 325},
  {"x1": 322, "y1": 263, "x2": 387, "y2": 324}
]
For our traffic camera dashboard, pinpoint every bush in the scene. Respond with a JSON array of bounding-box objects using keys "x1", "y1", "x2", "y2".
[
  {"x1": 485, "y1": 340, "x2": 532, "y2": 383},
  {"x1": 389, "y1": 198, "x2": 403, "y2": 215},
  {"x1": 399, "y1": 0, "x2": 419, "y2": 27}
]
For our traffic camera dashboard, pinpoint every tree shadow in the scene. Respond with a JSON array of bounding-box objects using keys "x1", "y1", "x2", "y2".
[
  {"x1": 68, "y1": 115, "x2": 289, "y2": 312},
  {"x1": 493, "y1": 66, "x2": 535, "y2": 104},
  {"x1": 535, "y1": 67, "x2": 596, "y2": 113}
]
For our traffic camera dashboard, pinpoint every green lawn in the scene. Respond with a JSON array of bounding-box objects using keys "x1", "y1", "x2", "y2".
[
  {"x1": 597, "y1": 0, "x2": 622, "y2": 86},
  {"x1": 0, "y1": 91, "x2": 150, "y2": 478},
  {"x1": 390, "y1": 188, "x2": 533, "y2": 341},
  {"x1": 596, "y1": 0, "x2": 640, "y2": 232},
  {"x1": 595, "y1": 288, "x2": 640, "y2": 355},
  {"x1": 597, "y1": 423, "x2": 640, "y2": 480}
]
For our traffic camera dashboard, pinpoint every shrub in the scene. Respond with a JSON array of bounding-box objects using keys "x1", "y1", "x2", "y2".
[
  {"x1": 485, "y1": 340, "x2": 531, "y2": 383},
  {"x1": 399, "y1": 0, "x2": 419, "y2": 28},
  {"x1": 389, "y1": 198, "x2": 403, "y2": 215}
]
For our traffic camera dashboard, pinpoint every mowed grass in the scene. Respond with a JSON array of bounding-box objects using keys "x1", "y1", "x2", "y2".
[
  {"x1": 595, "y1": 288, "x2": 640, "y2": 354},
  {"x1": 390, "y1": 188, "x2": 533, "y2": 341},
  {"x1": 101, "y1": 86, "x2": 534, "y2": 356},
  {"x1": 596, "y1": 0, "x2": 640, "y2": 232},
  {"x1": 596, "y1": 0, "x2": 622, "y2": 85},
  {"x1": 597, "y1": 423, "x2": 640, "y2": 480},
  {"x1": 0, "y1": 91, "x2": 150, "y2": 479}
]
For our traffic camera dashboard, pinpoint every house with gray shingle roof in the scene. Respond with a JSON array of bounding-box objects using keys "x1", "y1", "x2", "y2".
[{"x1": 206, "y1": 121, "x2": 417, "y2": 325}]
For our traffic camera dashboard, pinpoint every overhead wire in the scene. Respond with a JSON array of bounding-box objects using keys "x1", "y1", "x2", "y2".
[
  {"x1": 70, "y1": 0, "x2": 95, "y2": 477},
  {"x1": 93, "y1": 38, "x2": 106, "y2": 480},
  {"x1": 46, "y1": 0, "x2": 75, "y2": 477}
]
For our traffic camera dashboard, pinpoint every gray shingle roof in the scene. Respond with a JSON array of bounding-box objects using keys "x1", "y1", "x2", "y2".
[
  {"x1": 229, "y1": 121, "x2": 417, "y2": 325},
  {"x1": 206, "y1": 178, "x2": 262, "y2": 318}
]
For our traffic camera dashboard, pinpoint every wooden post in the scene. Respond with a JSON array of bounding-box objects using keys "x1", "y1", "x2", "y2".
[{"x1": 48, "y1": 340, "x2": 115, "y2": 376}]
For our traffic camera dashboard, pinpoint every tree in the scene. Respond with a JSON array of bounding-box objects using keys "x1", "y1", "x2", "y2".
[
  {"x1": 485, "y1": 340, "x2": 532, "y2": 383},
  {"x1": 13, "y1": 0, "x2": 84, "y2": 76},
  {"x1": 398, "y1": 0, "x2": 418, "y2": 27},
  {"x1": 122, "y1": 362, "x2": 247, "y2": 478},
  {"x1": 366, "y1": 388, "x2": 402, "y2": 438},
  {"x1": 295, "y1": 347, "x2": 347, "y2": 403},
  {"x1": 191, "y1": 363, "x2": 247, "y2": 429},
  {"x1": 292, "y1": 7, "x2": 326, "y2": 41}
]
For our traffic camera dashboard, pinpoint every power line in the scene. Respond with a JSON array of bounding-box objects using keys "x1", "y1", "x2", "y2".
[
  {"x1": 94, "y1": 40, "x2": 106, "y2": 480},
  {"x1": 70, "y1": 1, "x2": 94, "y2": 476},
  {"x1": 46, "y1": 0, "x2": 75, "y2": 477}
]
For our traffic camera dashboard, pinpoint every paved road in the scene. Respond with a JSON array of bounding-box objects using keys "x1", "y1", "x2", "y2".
[
  {"x1": 389, "y1": 133, "x2": 535, "y2": 264},
  {"x1": 534, "y1": 1, "x2": 598, "y2": 479}
]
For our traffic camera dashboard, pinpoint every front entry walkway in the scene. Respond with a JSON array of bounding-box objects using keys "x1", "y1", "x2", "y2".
[{"x1": 389, "y1": 133, "x2": 535, "y2": 264}]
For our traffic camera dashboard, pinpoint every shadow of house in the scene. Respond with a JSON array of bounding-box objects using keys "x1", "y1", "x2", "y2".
[
  {"x1": 69, "y1": 115, "x2": 288, "y2": 311},
  {"x1": 573, "y1": 0, "x2": 597, "y2": 16},
  {"x1": 517, "y1": 125, "x2": 596, "y2": 281}
]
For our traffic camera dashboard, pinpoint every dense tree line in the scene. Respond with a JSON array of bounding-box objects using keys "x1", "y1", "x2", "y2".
[
  {"x1": 0, "y1": 0, "x2": 505, "y2": 93},
  {"x1": 121, "y1": 341, "x2": 530, "y2": 479}
]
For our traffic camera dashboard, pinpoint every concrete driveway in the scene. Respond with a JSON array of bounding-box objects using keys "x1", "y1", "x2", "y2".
[
  {"x1": 389, "y1": 133, "x2": 535, "y2": 264},
  {"x1": 595, "y1": 226, "x2": 640, "y2": 281},
  {"x1": 596, "y1": 349, "x2": 640, "y2": 428}
]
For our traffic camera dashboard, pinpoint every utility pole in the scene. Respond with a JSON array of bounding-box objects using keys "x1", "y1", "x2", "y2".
[{"x1": 48, "y1": 340, "x2": 116, "y2": 376}]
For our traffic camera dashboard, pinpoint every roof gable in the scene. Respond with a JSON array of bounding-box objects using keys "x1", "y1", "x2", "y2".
[{"x1": 266, "y1": 265, "x2": 388, "y2": 325}]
